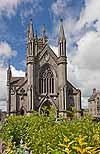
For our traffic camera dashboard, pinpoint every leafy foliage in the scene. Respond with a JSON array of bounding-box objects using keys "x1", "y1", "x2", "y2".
[
  {"x1": 1, "y1": 111, "x2": 100, "y2": 153},
  {"x1": 59, "y1": 135, "x2": 100, "y2": 154}
]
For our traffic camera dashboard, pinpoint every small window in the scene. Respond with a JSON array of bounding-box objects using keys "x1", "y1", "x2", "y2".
[
  {"x1": 44, "y1": 78, "x2": 46, "y2": 93},
  {"x1": 52, "y1": 78, "x2": 54, "y2": 93},
  {"x1": 50, "y1": 78, "x2": 52, "y2": 93},
  {"x1": 30, "y1": 88, "x2": 32, "y2": 110},
  {"x1": 39, "y1": 78, "x2": 41, "y2": 93}
]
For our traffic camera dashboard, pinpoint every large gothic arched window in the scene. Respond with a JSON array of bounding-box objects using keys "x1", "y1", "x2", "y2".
[{"x1": 39, "y1": 65, "x2": 55, "y2": 94}]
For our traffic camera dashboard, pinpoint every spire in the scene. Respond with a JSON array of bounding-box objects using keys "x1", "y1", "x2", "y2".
[
  {"x1": 7, "y1": 59, "x2": 12, "y2": 82},
  {"x1": 41, "y1": 24, "x2": 48, "y2": 44},
  {"x1": 41, "y1": 24, "x2": 46, "y2": 37},
  {"x1": 59, "y1": 19, "x2": 66, "y2": 42},
  {"x1": 8, "y1": 59, "x2": 11, "y2": 69},
  {"x1": 58, "y1": 19, "x2": 66, "y2": 57},
  {"x1": 27, "y1": 19, "x2": 34, "y2": 40},
  {"x1": 26, "y1": 19, "x2": 35, "y2": 58}
]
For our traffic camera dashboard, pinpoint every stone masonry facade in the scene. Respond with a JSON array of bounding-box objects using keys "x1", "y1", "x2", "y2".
[{"x1": 7, "y1": 19, "x2": 81, "y2": 117}]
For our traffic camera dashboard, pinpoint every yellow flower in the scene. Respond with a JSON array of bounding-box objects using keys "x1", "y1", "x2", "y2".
[{"x1": 64, "y1": 137, "x2": 70, "y2": 143}]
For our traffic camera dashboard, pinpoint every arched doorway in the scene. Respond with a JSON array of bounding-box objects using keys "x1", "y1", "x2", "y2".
[
  {"x1": 39, "y1": 99, "x2": 56, "y2": 116},
  {"x1": 20, "y1": 109, "x2": 24, "y2": 115},
  {"x1": 20, "y1": 106, "x2": 25, "y2": 115},
  {"x1": 41, "y1": 100, "x2": 52, "y2": 116}
]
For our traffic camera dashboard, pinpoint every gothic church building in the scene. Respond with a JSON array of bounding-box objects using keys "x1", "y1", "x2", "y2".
[{"x1": 7, "y1": 19, "x2": 81, "y2": 117}]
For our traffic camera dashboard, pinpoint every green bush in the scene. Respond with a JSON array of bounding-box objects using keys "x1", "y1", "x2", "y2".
[{"x1": 1, "y1": 111, "x2": 100, "y2": 153}]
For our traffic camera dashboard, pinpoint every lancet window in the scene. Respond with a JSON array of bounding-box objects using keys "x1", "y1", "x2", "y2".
[{"x1": 39, "y1": 65, "x2": 55, "y2": 94}]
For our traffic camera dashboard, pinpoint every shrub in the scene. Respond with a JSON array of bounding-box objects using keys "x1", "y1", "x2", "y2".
[{"x1": 1, "y1": 111, "x2": 100, "y2": 153}]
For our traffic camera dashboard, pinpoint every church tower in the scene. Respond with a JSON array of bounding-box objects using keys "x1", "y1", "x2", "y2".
[
  {"x1": 6, "y1": 18, "x2": 81, "y2": 117},
  {"x1": 7, "y1": 62, "x2": 12, "y2": 114},
  {"x1": 58, "y1": 19, "x2": 67, "y2": 115},
  {"x1": 26, "y1": 19, "x2": 35, "y2": 111}
]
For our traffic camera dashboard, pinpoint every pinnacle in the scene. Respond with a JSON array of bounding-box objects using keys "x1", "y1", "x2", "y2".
[
  {"x1": 59, "y1": 19, "x2": 66, "y2": 41},
  {"x1": 27, "y1": 19, "x2": 34, "y2": 39}
]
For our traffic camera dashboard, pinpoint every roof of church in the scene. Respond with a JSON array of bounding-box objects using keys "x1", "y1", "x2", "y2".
[
  {"x1": 16, "y1": 79, "x2": 27, "y2": 91},
  {"x1": 88, "y1": 92, "x2": 100, "y2": 102},
  {"x1": 38, "y1": 44, "x2": 58, "y2": 63},
  {"x1": 10, "y1": 77, "x2": 25, "y2": 85},
  {"x1": 67, "y1": 80, "x2": 81, "y2": 94}
]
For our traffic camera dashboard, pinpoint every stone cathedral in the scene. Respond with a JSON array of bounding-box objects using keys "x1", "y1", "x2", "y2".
[{"x1": 7, "y1": 19, "x2": 81, "y2": 117}]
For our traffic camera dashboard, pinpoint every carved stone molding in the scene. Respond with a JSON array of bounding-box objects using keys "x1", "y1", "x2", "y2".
[
  {"x1": 57, "y1": 56, "x2": 67, "y2": 65},
  {"x1": 26, "y1": 56, "x2": 35, "y2": 64}
]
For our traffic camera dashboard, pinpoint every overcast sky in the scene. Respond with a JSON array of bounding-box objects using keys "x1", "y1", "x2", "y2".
[{"x1": 0, "y1": 0, "x2": 100, "y2": 111}]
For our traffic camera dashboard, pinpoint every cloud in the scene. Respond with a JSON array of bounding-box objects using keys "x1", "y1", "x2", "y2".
[
  {"x1": 77, "y1": 0, "x2": 100, "y2": 30},
  {"x1": 73, "y1": 31, "x2": 100, "y2": 70},
  {"x1": 51, "y1": 0, "x2": 68, "y2": 17},
  {"x1": 0, "y1": 65, "x2": 7, "y2": 111},
  {"x1": 50, "y1": 45, "x2": 58, "y2": 56},
  {"x1": 11, "y1": 65, "x2": 25, "y2": 77},
  {"x1": 0, "y1": 42, "x2": 16, "y2": 58},
  {"x1": 50, "y1": 0, "x2": 100, "y2": 108},
  {"x1": 81, "y1": 97, "x2": 89, "y2": 109},
  {"x1": 50, "y1": 0, "x2": 83, "y2": 46},
  {"x1": 67, "y1": 30, "x2": 100, "y2": 107},
  {"x1": 1, "y1": 0, "x2": 100, "y2": 111},
  {"x1": 0, "y1": 0, "x2": 23, "y2": 16},
  {"x1": 0, "y1": 0, "x2": 42, "y2": 18},
  {"x1": 70, "y1": 0, "x2": 100, "y2": 101},
  {"x1": 0, "y1": 41, "x2": 24, "y2": 111},
  {"x1": 0, "y1": 67, "x2": 7, "y2": 100},
  {"x1": 68, "y1": 29, "x2": 100, "y2": 106},
  {"x1": 51, "y1": 45, "x2": 89, "y2": 108},
  {"x1": 20, "y1": 0, "x2": 43, "y2": 26}
]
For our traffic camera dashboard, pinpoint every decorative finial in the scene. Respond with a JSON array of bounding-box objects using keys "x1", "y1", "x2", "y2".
[
  {"x1": 8, "y1": 59, "x2": 11, "y2": 69},
  {"x1": 41, "y1": 24, "x2": 46, "y2": 37},
  {"x1": 60, "y1": 18, "x2": 63, "y2": 23},
  {"x1": 30, "y1": 18, "x2": 32, "y2": 24},
  {"x1": 27, "y1": 18, "x2": 34, "y2": 39},
  {"x1": 35, "y1": 30, "x2": 37, "y2": 38},
  {"x1": 59, "y1": 17, "x2": 66, "y2": 41}
]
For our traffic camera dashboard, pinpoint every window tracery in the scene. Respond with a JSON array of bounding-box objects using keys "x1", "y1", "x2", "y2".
[{"x1": 39, "y1": 66, "x2": 55, "y2": 94}]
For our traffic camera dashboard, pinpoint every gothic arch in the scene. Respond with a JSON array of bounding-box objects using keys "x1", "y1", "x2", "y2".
[
  {"x1": 39, "y1": 63, "x2": 57, "y2": 78},
  {"x1": 20, "y1": 106, "x2": 26, "y2": 115},
  {"x1": 38, "y1": 63, "x2": 57, "y2": 94},
  {"x1": 38, "y1": 98, "x2": 57, "y2": 114}
]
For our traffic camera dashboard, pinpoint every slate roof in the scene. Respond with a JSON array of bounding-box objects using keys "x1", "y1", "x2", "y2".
[
  {"x1": 16, "y1": 79, "x2": 27, "y2": 91},
  {"x1": 10, "y1": 77, "x2": 25, "y2": 86},
  {"x1": 67, "y1": 80, "x2": 81, "y2": 95},
  {"x1": 88, "y1": 92, "x2": 100, "y2": 102},
  {"x1": 38, "y1": 44, "x2": 58, "y2": 63}
]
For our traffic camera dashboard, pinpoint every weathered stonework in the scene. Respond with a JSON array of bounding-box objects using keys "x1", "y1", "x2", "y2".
[
  {"x1": 88, "y1": 89, "x2": 100, "y2": 116},
  {"x1": 7, "y1": 19, "x2": 81, "y2": 117}
]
